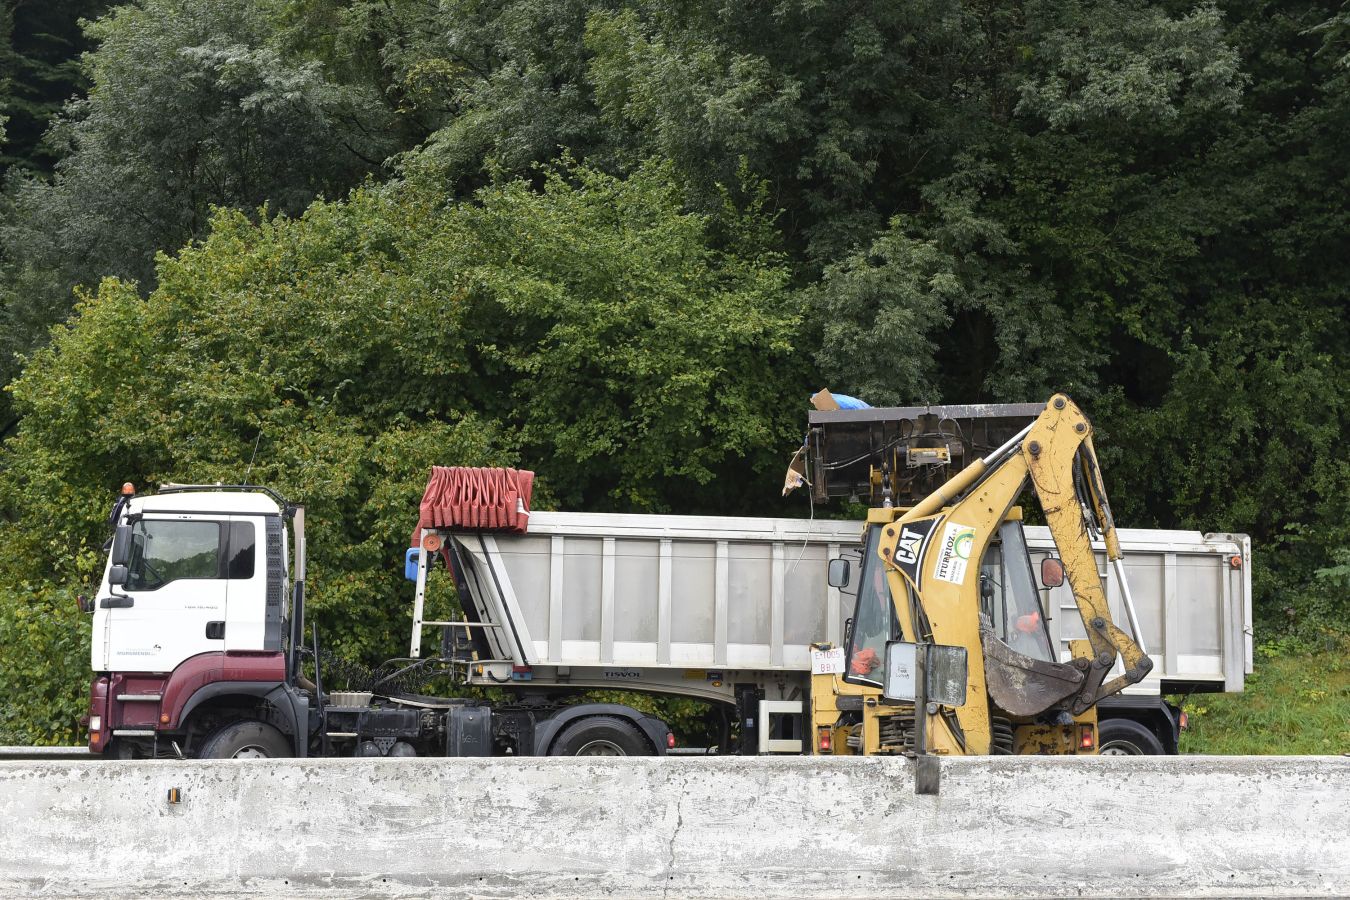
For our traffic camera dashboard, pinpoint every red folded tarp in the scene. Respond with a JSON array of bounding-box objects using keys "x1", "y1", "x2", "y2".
[{"x1": 411, "y1": 466, "x2": 534, "y2": 544}]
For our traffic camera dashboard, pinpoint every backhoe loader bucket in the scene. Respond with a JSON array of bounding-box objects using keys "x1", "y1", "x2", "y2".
[
  {"x1": 980, "y1": 626, "x2": 1086, "y2": 717},
  {"x1": 805, "y1": 403, "x2": 1043, "y2": 506}
]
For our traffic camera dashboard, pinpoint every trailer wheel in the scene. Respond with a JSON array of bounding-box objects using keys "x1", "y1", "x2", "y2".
[
  {"x1": 1098, "y1": 718, "x2": 1164, "y2": 755},
  {"x1": 550, "y1": 716, "x2": 651, "y2": 756},
  {"x1": 197, "y1": 720, "x2": 292, "y2": 759}
]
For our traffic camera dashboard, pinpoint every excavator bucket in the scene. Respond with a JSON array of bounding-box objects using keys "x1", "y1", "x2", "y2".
[{"x1": 980, "y1": 627, "x2": 1086, "y2": 717}]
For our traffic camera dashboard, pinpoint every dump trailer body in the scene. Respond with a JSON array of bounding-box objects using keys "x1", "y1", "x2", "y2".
[
  {"x1": 418, "y1": 513, "x2": 1251, "y2": 708},
  {"x1": 1027, "y1": 526, "x2": 1252, "y2": 695},
  {"x1": 418, "y1": 514, "x2": 859, "y2": 706}
]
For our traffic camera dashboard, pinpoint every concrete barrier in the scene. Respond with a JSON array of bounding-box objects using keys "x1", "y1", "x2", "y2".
[{"x1": 0, "y1": 755, "x2": 1345, "y2": 898}]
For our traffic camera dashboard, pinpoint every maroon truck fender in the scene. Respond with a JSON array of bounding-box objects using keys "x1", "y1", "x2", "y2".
[
  {"x1": 160, "y1": 651, "x2": 285, "y2": 729},
  {"x1": 87, "y1": 676, "x2": 111, "y2": 753}
]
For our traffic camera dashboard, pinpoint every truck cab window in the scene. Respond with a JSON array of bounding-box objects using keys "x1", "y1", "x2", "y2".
[
  {"x1": 225, "y1": 521, "x2": 256, "y2": 579},
  {"x1": 126, "y1": 520, "x2": 222, "y2": 590}
]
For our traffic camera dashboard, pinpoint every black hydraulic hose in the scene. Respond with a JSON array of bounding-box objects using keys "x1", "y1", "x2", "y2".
[{"x1": 312, "y1": 622, "x2": 329, "y2": 757}]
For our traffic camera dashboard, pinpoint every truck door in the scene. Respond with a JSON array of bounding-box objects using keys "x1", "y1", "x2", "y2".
[{"x1": 105, "y1": 516, "x2": 233, "y2": 672}]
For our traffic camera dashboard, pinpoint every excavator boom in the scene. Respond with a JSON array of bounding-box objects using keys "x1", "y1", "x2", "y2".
[{"x1": 1021, "y1": 404, "x2": 1153, "y2": 709}]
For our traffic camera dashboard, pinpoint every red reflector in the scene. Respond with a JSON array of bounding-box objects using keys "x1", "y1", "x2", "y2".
[
  {"x1": 1229, "y1": 554, "x2": 1242, "y2": 568},
  {"x1": 1080, "y1": 725, "x2": 1095, "y2": 750},
  {"x1": 1179, "y1": 711, "x2": 1189, "y2": 731},
  {"x1": 819, "y1": 728, "x2": 832, "y2": 752},
  {"x1": 666, "y1": 733, "x2": 675, "y2": 750}
]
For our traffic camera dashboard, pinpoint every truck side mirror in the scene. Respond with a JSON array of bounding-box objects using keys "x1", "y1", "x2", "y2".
[
  {"x1": 827, "y1": 558, "x2": 850, "y2": 588},
  {"x1": 108, "y1": 564, "x2": 129, "y2": 587},
  {"x1": 110, "y1": 524, "x2": 132, "y2": 567},
  {"x1": 1040, "y1": 557, "x2": 1065, "y2": 588}
]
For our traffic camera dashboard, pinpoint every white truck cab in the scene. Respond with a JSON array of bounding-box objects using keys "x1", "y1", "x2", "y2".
[{"x1": 93, "y1": 488, "x2": 288, "y2": 673}]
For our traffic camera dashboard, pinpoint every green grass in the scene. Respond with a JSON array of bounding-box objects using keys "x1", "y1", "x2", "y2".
[{"x1": 1176, "y1": 632, "x2": 1350, "y2": 755}]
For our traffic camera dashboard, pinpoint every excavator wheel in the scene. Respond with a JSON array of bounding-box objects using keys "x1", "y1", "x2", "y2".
[{"x1": 1097, "y1": 718, "x2": 1164, "y2": 755}]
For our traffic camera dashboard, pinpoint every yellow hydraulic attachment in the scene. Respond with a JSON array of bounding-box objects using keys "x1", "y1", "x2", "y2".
[{"x1": 810, "y1": 394, "x2": 1152, "y2": 756}]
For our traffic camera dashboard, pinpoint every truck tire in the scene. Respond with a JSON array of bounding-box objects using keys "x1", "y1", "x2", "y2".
[
  {"x1": 197, "y1": 720, "x2": 292, "y2": 759},
  {"x1": 1098, "y1": 718, "x2": 1165, "y2": 755},
  {"x1": 549, "y1": 716, "x2": 651, "y2": 756}
]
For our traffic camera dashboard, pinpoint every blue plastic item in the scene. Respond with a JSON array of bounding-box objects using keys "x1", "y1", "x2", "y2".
[
  {"x1": 832, "y1": 394, "x2": 871, "y2": 410},
  {"x1": 404, "y1": 547, "x2": 421, "y2": 582}
]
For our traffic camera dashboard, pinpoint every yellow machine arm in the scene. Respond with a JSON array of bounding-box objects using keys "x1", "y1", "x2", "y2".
[{"x1": 875, "y1": 394, "x2": 1153, "y2": 753}]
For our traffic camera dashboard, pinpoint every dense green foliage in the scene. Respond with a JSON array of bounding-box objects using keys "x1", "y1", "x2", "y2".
[
  {"x1": 0, "y1": 0, "x2": 113, "y2": 174},
  {"x1": 0, "y1": 0, "x2": 1345, "y2": 743},
  {"x1": 0, "y1": 161, "x2": 797, "y2": 741},
  {"x1": 0, "y1": 0, "x2": 396, "y2": 407}
]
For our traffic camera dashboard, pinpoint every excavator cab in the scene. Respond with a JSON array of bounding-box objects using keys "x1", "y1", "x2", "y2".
[
  {"x1": 977, "y1": 520, "x2": 1056, "y2": 664},
  {"x1": 842, "y1": 519, "x2": 1063, "y2": 684},
  {"x1": 840, "y1": 524, "x2": 896, "y2": 688},
  {"x1": 840, "y1": 517, "x2": 1070, "y2": 718}
]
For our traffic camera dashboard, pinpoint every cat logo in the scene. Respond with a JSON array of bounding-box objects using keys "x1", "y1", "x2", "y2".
[{"x1": 895, "y1": 527, "x2": 924, "y2": 566}]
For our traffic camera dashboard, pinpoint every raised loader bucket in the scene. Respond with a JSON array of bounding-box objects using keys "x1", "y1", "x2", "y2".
[
  {"x1": 804, "y1": 402, "x2": 1044, "y2": 506},
  {"x1": 980, "y1": 626, "x2": 1086, "y2": 717}
]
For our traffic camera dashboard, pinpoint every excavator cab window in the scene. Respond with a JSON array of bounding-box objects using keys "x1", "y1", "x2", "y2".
[
  {"x1": 978, "y1": 521, "x2": 1056, "y2": 662},
  {"x1": 843, "y1": 525, "x2": 899, "y2": 688}
]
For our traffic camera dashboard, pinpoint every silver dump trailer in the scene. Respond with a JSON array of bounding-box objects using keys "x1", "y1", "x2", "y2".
[
  {"x1": 1027, "y1": 526, "x2": 1252, "y2": 696},
  {"x1": 410, "y1": 513, "x2": 1251, "y2": 754}
]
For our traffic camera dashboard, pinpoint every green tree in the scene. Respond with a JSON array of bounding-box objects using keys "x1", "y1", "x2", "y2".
[
  {"x1": 8, "y1": 0, "x2": 395, "y2": 285},
  {"x1": 0, "y1": 0, "x2": 398, "y2": 409},
  {"x1": 0, "y1": 160, "x2": 799, "y2": 742},
  {"x1": 0, "y1": 0, "x2": 113, "y2": 175}
]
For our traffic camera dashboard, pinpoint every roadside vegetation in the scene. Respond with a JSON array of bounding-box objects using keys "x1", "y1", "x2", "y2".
[
  {"x1": 0, "y1": 0, "x2": 1345, "y2": 745},
  {"x1": 1179, "y1": 632, "x2": 1350, "y2": 755}
]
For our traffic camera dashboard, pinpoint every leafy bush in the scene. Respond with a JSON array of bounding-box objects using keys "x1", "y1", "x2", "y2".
[
  {"x1": 0, "y1": 161, "x2": 798, "y2": 742},
  {"x1": 1178, "y1": 634, "x2": 1350, "y2": 755}
]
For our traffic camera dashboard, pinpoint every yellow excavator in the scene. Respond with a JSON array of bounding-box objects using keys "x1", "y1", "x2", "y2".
[{"x1": 808, "y1": 394, "x2": 1153, "y2": 760}]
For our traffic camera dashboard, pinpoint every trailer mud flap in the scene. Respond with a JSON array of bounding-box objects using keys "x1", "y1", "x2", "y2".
[{"x1": 981, "y1": 627, "x2": 1086, "y2": 717}]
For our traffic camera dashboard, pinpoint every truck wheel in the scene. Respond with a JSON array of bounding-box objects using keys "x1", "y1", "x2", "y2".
[
  {"x1": 550, "y1": 716, "x2": 651, "y2": 756},
  {"x1": 197, "y1": 720, "x2": 292, "y2": 759},
  {"x1": 1098, "y1": 718, "x2": 1164, "y2": 755}
]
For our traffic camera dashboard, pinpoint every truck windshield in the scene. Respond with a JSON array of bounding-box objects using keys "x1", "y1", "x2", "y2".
[
  {"x1": 844, "y1": 525, "x2": 898, "y2": 687},
  {"x1": 979, "y1": 521, "x2": 1055, "y2": 662}
]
